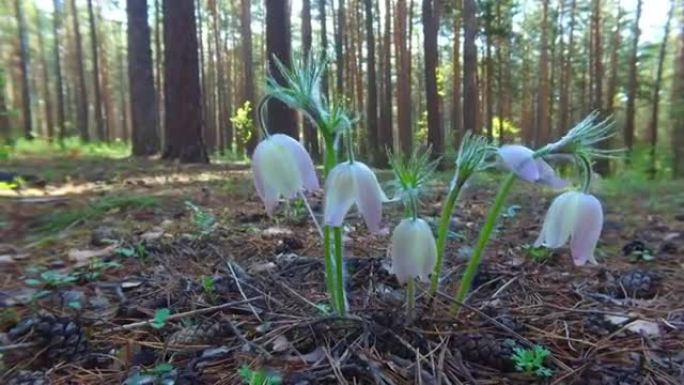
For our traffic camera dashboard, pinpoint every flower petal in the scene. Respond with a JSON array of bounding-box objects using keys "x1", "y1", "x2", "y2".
[
  {"x1": 534, "y1": 191, "x2": 577, "y2": 248},
  {"x1": 535, "y1": 158, "x2": 568, "y2": 189},
  {"x1": 323, "y1": 163, "x2": 356, "y2": 227},
  {"x1": 269, "y1": 133, "x2": 320, "y2": 192},
  {"x1": 252, "y1": 140, "x2": 282, "y2": 215},
  {"x1": 351, "y1": 162, "x2": 387, "y2": 233},
  {"x1": 498, "y1": 145, "x2": 540, "y2": 182},
  {"x1": 389, "y1": 218, "x2": 436, "y2": 284},
  {"x1": 569, "y1": 193, "x2": 603, "y2": 266}
]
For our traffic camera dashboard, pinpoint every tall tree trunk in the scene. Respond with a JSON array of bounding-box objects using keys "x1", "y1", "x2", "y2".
[
  {"x1": 484, "y1": 3, "x2": 493, "y2": 141},
  {"x1": 624, "y1": 0, "x2": 642, "y2": 155},
  {"x1": 0, "y1": 70, "x2": 10, "y2": 142},
  {"x1": 211, "y1": 0, "x2": 226, "y2": 154},
  {"x1": 364, "y1": 0, "x2": 379, "y2": 162},
  {"x1": 265, "y1": 0, "x2": 297, "y2": 138},
  {"x1": 672, "y1": 0, "x2": 684, "y2": 178},
  {"x1": 462, "y1": 0, "x2": 479, "y2": 133},
  {"x1": 591, "y1": 0, "x2": 603, "y2": 112},
  {"x1": 52, "y1": 0, "x2": 67, "y2": 141},
  {"x1": 162, "y1": 0, "x2": 208, "y2": 163},
  {"x1": 495, "y1": 0, "x2": 505, "y2": 144},
  {"x1": 558, "y1": 0, "x2": 576, "y2": 134},
  {"x1": 319, "y1": 0, "x2": 329, "y2": 101},
  {"x1": 335, "y1": 0, "x2": 346, "y2": 95},
  {"x1": 196, "y1": 0, "x2": 211, "y2": 153},
  {"x1": 302, "y1": 0, "x2": 320, "y2": 161},
  {"x1": 377, "y1": 0, "x2": 393, "y2": 166},
  {"x1": 423, "y1": 0, "x2": 442, "y2": 156},
  {"x1": 395, "y1": 0, "x2": 412, "y2": 153},
  {"x1": 222, "y1": 0, "x2": 233, "y2": 155},
  {"x1": 451, "y1": 0, "x2": 463, "y2": 145},
  {"x1": 128, "y1": 0, "x2": 160, "y2": 155},
  {"x1": 242, "y1": 0, "x2": 257, "y2": 155},
  {"x1": 36, "y1": 10, "x2": 55, "y2": 140},
  {"x1": 15, "y1": 0, "x2": 33, "y2": 140},
  {"x1": 87, "y1": 0, "x2": 106, "y2": 141},
  {"x1": 117, "y1": 23, "x2": 130, "y2": 143},
  {"x1": 647, "y1": 0, "x2": 674, "y2": 178},
  {"x1": 535, "y1": 0, "x2": 550, "y2": 146},
  {"x1": 70, "y1": 0, "x2": 89, "y2": 141},
  {"x1": 605, "y1": 1, "x2": 621, "y2": 115},
  {"x1": 155, "y1": 0, "x2": 163, "y2": 145}
]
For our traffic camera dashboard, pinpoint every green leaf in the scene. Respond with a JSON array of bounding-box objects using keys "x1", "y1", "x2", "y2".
[
  {"x1": 150, "y1": 362, "x2": 174, "y2": 374},
  {"x1": 151, "y1": 308, "x2": 171, "y2": 330},
  {"x1": 24, "y1": 278, "x2": 42, "y2": 286},
  {"x1": 117, "y1": 247, "x2": 137, "y2": 258}
]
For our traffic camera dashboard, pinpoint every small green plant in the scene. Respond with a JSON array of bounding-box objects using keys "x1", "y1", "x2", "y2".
[
  {"x1": 116, "y1": 242, "x2": 149, "y2": 259},
  {"x1": 80, "y1": 259, "x2": 121, "y2": 281},
  {"x1": 523, "y1": 244, "x2": 553, "y2": 263},
  {"x1": 25, "y1": 270, "x2": 79, "y2": 288},
  {"x1": 238, "y1": 366, "x2": 282, "y2": 385},
  {"x1": 201, "y1": 275, "x2": 217, "y2": 304},
  {"x1": 512, "y1": 345, "x2": 553, "y2": 378},
  {"x1": 150, "y1": 308, "x2": 171, "y2": 330},
  {"x1": 185, "y1": 201, "x2": 216, "y2": 236}
]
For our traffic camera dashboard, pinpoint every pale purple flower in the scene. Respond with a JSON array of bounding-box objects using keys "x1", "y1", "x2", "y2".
[
  {"x1": 534, "y1": 191, "x2": 604, "y2": 266},
  {"x1": 389, "y1": 218, "x2": 437, "y2": 284},
  {"x1": 497, "y1": 145, "x2": 567, "y2": 188},
  {"x1": 324, "y1": 161, "x2": 388, "y2": 232},
  {"x1": 252, "y1": 134, "x2": 319, "y2": 214}
]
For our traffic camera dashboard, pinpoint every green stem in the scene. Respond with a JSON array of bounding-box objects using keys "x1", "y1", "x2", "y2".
[
  {"x1": 451, "y1": 173, "x2": 516, "y2": 313},
  {"x1": 430, "y1": 181, "x2": 463, "y2": 296},
  {"x1": 406, "y1": 278, "x2": 416, "y2": 319},
  {"x1": 322, "y1": 135, "x2": 340, "y2": 312},
  {"x1": 333, "y1": 226, "x2": 347, "y2": 315}
]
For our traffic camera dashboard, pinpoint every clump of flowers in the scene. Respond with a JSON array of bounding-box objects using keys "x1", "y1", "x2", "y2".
[{"x1": 251, "y1": 51, "x2": 615, "y2": 318}]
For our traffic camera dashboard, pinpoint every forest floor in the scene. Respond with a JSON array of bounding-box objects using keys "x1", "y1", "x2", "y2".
[{"x1": 1, "y1": 155, "x2": 683, "y2": 385}]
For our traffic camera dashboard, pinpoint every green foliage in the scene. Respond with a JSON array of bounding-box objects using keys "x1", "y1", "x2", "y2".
[
  {"x1": 151, "y1": 308, "x2": 171, "y2": 330},
  {"x1": 25, "y1": 270, "x2": 78, "y2": 288},
  {"x1": 201, "y1": 276, "x2": 217, "y2": 304},
  {"x1": 238, "y1": 366, "x2": 282, "y2": 385},
  {"x1": 116, "y1": 243, "x2": 149, "y2": 259},
  {"x1": 5, "y1": 137, "x2": 130, "y2": 159},
  {"x1": 185, "y1": 201, "x2": 216, "y2": 236},
  {"x1": 512, "y1": 345, "x2": 553, "y2": 378},
  {"x1": 35, "y1": 195, "x2": 159, "y2": 235},
  {"x1": 492, "y1": 117, "x2": 521, "y2": 141},
  {"x1": 523, "y1": 244, "x2": 552, "y2": 263},
  {"x1": 231, "y1": 101, "x2": 254, "y2": 152},
  {"x1": 436, "y1": 64, "x2": 449, "y2": 97},
  {"x1": 415, "y1": 111, "x2": 428, "y2": 144}
]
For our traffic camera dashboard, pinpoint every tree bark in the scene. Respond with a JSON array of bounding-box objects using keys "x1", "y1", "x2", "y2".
[
  {"x1": 624, "y1": 0, "x2": 642, "y2": 154},
  {"x1": 335, "y1": 0, "x2": 346, "y2": 95},
  {"x1": 318, "y1": 0, "x2": 329, "y2": 101},
  {"x1": 302, "y1": 0, "x2": 320, "y2": 161},
  {"x1": 558, "y1": 0, "x2": 576, "y2": 134},
  {"x1": 70, "y1": 0, "x2": 89, "y2": 141},
  {"x1": 155, "y1": 0, "x2": 163, "y2": 145},
  {"x1": 483, "y1": 2, "x2": 493, "y2": 141},
  {"x1": 606, "y1": 1, "x2": 621, "y2": 116},
  {"x1": 672, "y1": 0, "x2": 684, "y2": 178},
  {"x1": 423, "y1": 0, "x2": 442, "y2": 156},
  {"x1": 128, "y1": 0, "x2": 160, "y2": 156},
  {"x1": 265, "y1": 0, "x2": 298, "y2": 139},
  {"x1": 0, "y1": 70, "x2": 10, "y2": 142},
  {"x1": 87, "y1": 0, "x2": 106, "y2": 141},
  {"x1": 364, "y1": 0, "x2": 379, "y2": 163},
  {"x1": 451, "y1": 0, "x2": 463, "y2": 145},
  {"x1": 211, "y1": 0, "x2": 227, "y2": 153},
  {"x1": 395, "y1": 0, "x2": 412, "y2": 153},
  {"x1": 162, "y1": 0, "x2": 208, "y2": 163},
  {"x1": 15, "y1": 0, "x2": 33, "y2": 140},
  {"x1": 462, "y1": 0, "x2": 479, "y2": 133},
  {"x1": 52, "y1": 0, "x2": 67, "y2": 141},
  {"x1": 36, "y1": 10, "x2": 55, "y2": 140},
  {"x1": 377, "y1": 0, "x2": 393, "y2": 166},
  {"x1": 242, "y1": 0, "x2": 258, "y2": 155},
  {"x1": 535, "y1": 0, "x2": 550, "y2": 146},
  {"x1": 647, "y1": 0, "x2": 674, "y2": 178}
]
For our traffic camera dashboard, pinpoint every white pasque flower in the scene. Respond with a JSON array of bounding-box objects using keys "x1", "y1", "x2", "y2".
[
  {"x1": 252, "y1": 134, "x2": 319, "y2": 214},
  {"x1": 389, "y1": 218, "x2": 437, "y2": 284},
  {"x1": 534, "y1": 191, "x2": 604, "y2": 266},
  {"x1": 323, "y1": 161, "x2": 388, "y2": 232},
  {"x1": 497, "y1": 145, "x2": 567, "y2": 188}
]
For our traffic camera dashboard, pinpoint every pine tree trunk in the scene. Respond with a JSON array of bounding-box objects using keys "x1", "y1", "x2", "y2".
[
  {"x1": 162, "y1": 0, "x2": 208, "y2": 163},
  {"x1": 335, "y1": 0, "x2": 346, "y2": 95},
  {"x1": 377, "y1": 0, "x2": 393, "y2": 166},
  {"x1": 36, "y1": 11, "x2": 55, "y2": 141},
  {"x1": 265, "y1": 0, "x2": 297, "y2": 139},
  {"x1": 87, "y1": 0, "x2": 106, "y2": 141},
  {"x1": 128, "y1": 0, "x2": 160, "y2": 156},
  {"x1": 117, "y1": 24, "x2": 130, "y2": 143},
  {"x1": 395, "y1": 0, "x2": 412, "y2": 153},
  {"x1": 484, "y1": 3, "x2": 493, "y2": 141},
  {"x1": 155, "y1": 0, "x2": 163, "y2": 145},
  {"x1": 647, "y1": 0, "x2": 674, "y2": 178},
  {"x1": 423, "y1": 0, "x2": 442, "y2": 156},
  {"x1": 672, "y1": 0, "x2": 684, "y2": 178},
  {"x1": 15, "y1": 0, "x2": 33, "y2": 140},
  {"x1": 606, "y1": 2, "x2": 622, "y2": 115},
  {"x1": 0, "y1": 70, "x2": 10, "y2": 142},
  {"x1": 364, "y1": 0, "x2": 379, "y2": 163},
  {"x1": 624, "y1": 0, "x2": 642, "y2": 154},
  {"x1": 559, "y1": 0, "x2": 576, "y2": 134},
  {"x1": 242, "y1": 0, "x2": 257, "y2": 155},
  {"x1": 451, "y1": 0, "x2": 463, "y2": 145},
  {"x1": 302, "y1": 0, "x2": 320, "y2": 161},
  {"x1": 535, "y1": 0, "x2": 550, "y2": 146},
  {"x1": 70, "y1": 0, "x2": 89, "y2": 141},
  {"x1": 462, "y1": 0, "x2": 479, "y2": 133},
  {"x1": 52, "y1": 0, "x2": 67, "y2": 141},
  {"x1": 319, "y1": 0, "x2": 329, "y2": 101}
]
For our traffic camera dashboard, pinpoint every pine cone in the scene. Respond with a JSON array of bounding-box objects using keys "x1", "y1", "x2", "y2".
[
  {"x1": 619, "y1": 270, "x2": 658, "y2": 298},
  {"x1": 453, "y1": 333, "x2": 515, "y2": 372},
  {"x1": 168, "y1": 322, "x2": 222, "y2": 345},
  {"x1": 6, "y1": 371, "x2": 51, "y2": 385},
  {"x1": 32, "y1": 314, "x2": 89, "y2": 361}
]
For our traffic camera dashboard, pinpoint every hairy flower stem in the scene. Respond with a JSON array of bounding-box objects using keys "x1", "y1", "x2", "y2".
[
  {"x1": 333, "y1": 226, "x2": 347, "y2": 314},
  {"x1": 452, "y1": 173, "x2": 516, "y2": 313},
  {"x1": 430, "y1": 181, "x2": 464, "y2": 296},
  {"x1": 406, "y1": 278, "x2": 416, "y2": 319}
]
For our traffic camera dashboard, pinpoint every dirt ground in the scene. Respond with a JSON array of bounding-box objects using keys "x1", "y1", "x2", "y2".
[{"x1": 1, "y1": 156, "x2": 683, "y2": 385}]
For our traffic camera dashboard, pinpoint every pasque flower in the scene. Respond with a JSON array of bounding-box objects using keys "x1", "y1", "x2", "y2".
[
  {"x1": 324, "y1": 161, "x2": 388, "y2": 232},
  {"x1": 534, "y1": 191, "x2": 603, "y2": 266},
  {"x1": 497, "y1": 145, "x2": 566, "y2": 188},
  {"x1": 389, "y1": 218, "x2": 437, "y2": 283},
  {"x1": 252, "y1": 134, "x2": 319, "y2": 214}
]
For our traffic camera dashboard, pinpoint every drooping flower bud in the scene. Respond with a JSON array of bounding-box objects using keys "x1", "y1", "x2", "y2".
[
  {"x1": 252, "y1": 134, "x2": 319, "y2": 214},
  {"x1": 324, "y1": 161, "x2": 388, "y2": 232},
  {"x1": 497, "y1": 145, "x2": 566, "y2": 188},
  {"x1": 534, "y1": 191, "x2": 603, "y2": 266},
  {"x1": 389, "y1": 218, "x2": 437, "y2": 284}
]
